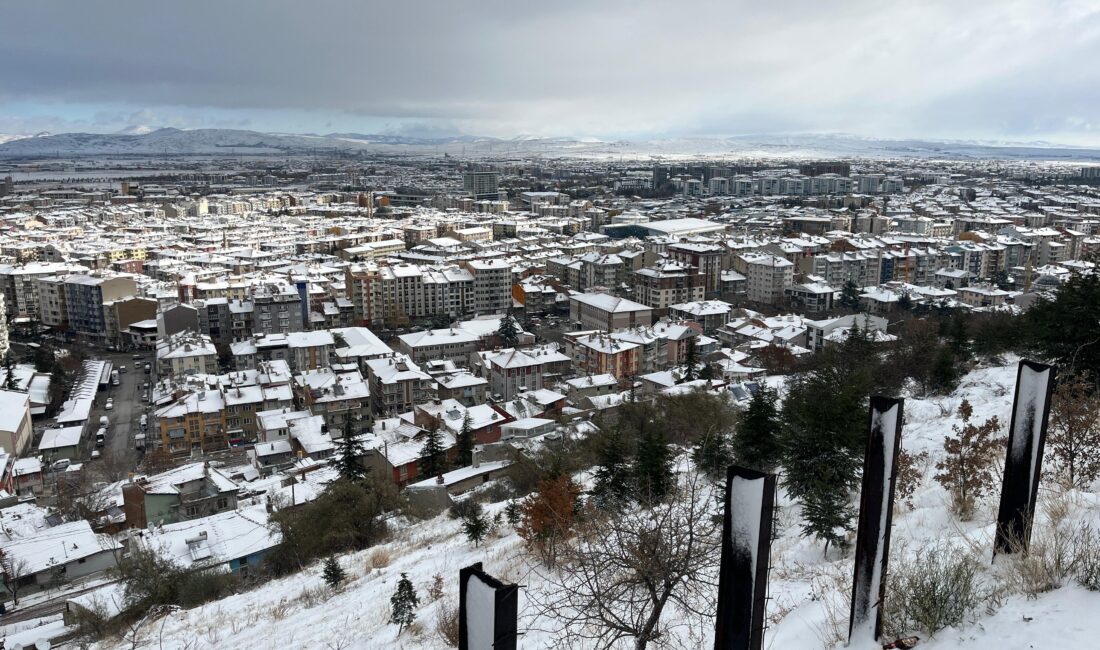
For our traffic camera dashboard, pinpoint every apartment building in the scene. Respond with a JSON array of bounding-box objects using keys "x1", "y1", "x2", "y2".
[
  {"x1": 633, "y1": 262, "x2": 705, "y2": 314},
  {"x1": 156, "y1": 331, "x2": 219, "y2": 377},
  {"x1": 667, "y1": 242, "x2": 725, "y2": 293},
  {"x1": 736, "y1": 253, "x2": 794, "y2": 304},
  {"x1": 569, "y1": 293, "x2": 654, "y2": 332},
  {"x1": 365, "y1": 354, "x2": 434, "y2": 417},
  {"x1": 155, "y1": 389, "x2": 229, "y2": 453},
  {"x1": 63, "y1": 274, "x2": 139, "y2": 342}
]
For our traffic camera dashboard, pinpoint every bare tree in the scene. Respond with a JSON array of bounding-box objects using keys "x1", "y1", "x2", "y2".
[
  {"x1": 529, "y1": 471, "x2": 720, "y2": 650},
  {"x1": 1, "y1": 553, "x2": 30, "y2": 606},
  {"x1": 1048, "y1": 372, "x2": 1100, "y2": 489}
]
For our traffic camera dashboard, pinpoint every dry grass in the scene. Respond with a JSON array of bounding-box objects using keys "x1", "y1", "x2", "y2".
[
  {"x1": 367, "y1": 547, "x2": 393, "y2": 570},
  {"x1": 435, "y1": 598, "x2": 461, "y2": 647},
  {"x1": 809, "y1": 567, "x2": 852, "y2": 649},
  {"x1": 268, "y1": 597, "x2": 294, "y2": 621}
]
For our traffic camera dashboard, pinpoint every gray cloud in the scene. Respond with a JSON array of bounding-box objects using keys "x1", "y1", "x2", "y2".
[{"x1": 1, "y1": 0, "x2": 1099, "y2": 142}]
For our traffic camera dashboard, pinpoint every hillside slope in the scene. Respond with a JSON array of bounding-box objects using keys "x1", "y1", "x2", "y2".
[{"x1": 96, "y1": 361, "x2": 1100, "y2": 649}]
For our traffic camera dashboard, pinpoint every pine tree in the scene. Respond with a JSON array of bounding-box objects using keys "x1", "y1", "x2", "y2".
[
  {"x1": 456, "y1": 412, "x2": 474, "y2": 467},
  {"x1": 334, "y1": 420, "x2": 369, "y2": 483},
  {"x1": 692, "y1": 427, "x2": 732, "y2": 480},
  {"x1": 504, "y1": 500, "x2": 521, "y2": 527},
  {"x1": 839, "y1": 280, "x2": 861, "y2": 310},
  {"x1": 322, "y1": 556, "x2": 346, "y2": 589},
  {"x1": 929, "y1": 344, "x2": 962, "y2": 394},
  {"x1": 496, "y1": 314, "x2": 520, "y2": 348},
  {"x1": 632, "y1": 421, "x2": 673, "y2": 504},
  {"x1": 592, "y1": 428, "x2": 632, "y2": 507},
  {"x1": 682, "y1": 337, "x2": 699, "y2": 382},
  {"x1": 462, "y1": 503, "x2": 490, "y2": 547},
  {"x1": 418, "y1": 421, "x2": 447, "y2": 478},
  {"x1": 732, "y1": 385, "x2": 782, "y2": 472},
  {"x1": 390, "y1": 573, "x2": 419, "y2": 634},
  {"x1": 2, "y1": 352, "x2": 16, "y2": 390},
  {"x1": 779, "y1": 350, "x2": 872, "y2": 551},
  {"x1": 699, "y1": 362, "x2": 715, "y2": 381}
]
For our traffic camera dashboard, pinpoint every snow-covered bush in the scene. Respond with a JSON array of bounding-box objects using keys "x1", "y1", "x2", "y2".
[{"x1": 884, "y1": 544, "x2": 994, "y2": 638}]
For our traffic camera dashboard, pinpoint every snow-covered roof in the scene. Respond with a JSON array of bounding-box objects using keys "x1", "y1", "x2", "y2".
[{"x1": 138, "y1": 506, "x2": 277, "y2": 569}]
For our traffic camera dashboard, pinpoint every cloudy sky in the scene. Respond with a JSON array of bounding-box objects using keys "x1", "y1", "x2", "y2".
[{"x1": 2, "y1": 0, "x2": 1099, "y2": 144}]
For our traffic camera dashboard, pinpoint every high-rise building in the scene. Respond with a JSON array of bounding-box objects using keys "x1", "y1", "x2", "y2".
[{"x1": 463, "y1": 171, "x2": 500, "y2": 199}]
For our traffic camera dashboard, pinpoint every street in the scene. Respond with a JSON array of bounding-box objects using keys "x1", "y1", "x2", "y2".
[{"x1": 87, "y1": 350, "x2": 149, "y2": 475}]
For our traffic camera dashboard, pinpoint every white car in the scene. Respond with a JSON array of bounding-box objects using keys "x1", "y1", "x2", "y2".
[{"x1": 105, "y1": 399, "x2": 114, "y2": 411}]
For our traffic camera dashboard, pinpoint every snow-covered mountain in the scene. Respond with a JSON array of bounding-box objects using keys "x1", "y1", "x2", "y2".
[
  {"x1": 0, "y1": 134, "x2": 30, "y2": 145},
  {"x1": 1, "y1": 128, "x2": 1099, "y2": 161}
]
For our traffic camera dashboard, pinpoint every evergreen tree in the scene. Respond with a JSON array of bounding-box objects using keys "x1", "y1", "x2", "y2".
[
  {"x1": 946, "y1": 313, "x2": 970, "y2": 358},
  {"x1": 779, "y1": 346, "x2": 874, "y2": 551},
  {"x1": 496, "y1": 314, "x2": 520, "y2": 348},
  {"x1": 322, "y1": 556, "x2": 346, "y2": 589},
  {"x1": 929, "y1": 344, "x2": 962, "y2": 394},
  {"x1": 699, "y1": 362, "x2": 715, "y2": 381},
  {"x1": 732, "y1": 385, "x2": 782, "y2": 472},
  {"x1": 334, "y1": 420, "x2": 369, "y2": 483},
  {"x1": 839, "y1": 280, "x2": 861, "y2": 311},
  {"x1": 504, "y1": 500, "x2": 521, "y2": 527},
  {"x1": 592, "y1": 428, "x2": 632, "y2": 507},
  {"x1": 418, "y1": 421, "x2": 447, "y2": 478},
  {"x1": 1026, "y1": 269, "x2": 1100, "y2": 374},
  {"x1": 456, "y1": 412, "x2": 474, "y2": 467},
  {"x1": 462, "y1": 503, "x2": 490, "y2": 547},
  {"x1": 682, "y1": 337, "x2": 699, "y2": 382},
  {"x1": 897, "y1": 292, "x2": 913, "y2": 311},
  {"x1": 692, "y1": 427, "x2": 732, "y2": 480},
  {"x1": 632, "y1": 421, "x2": 673, "y2": 504},
  {"x1": 390, "y1": 573, "x2": 419, "y2": 634},
  {"x1": 2, "y1": 352, "x2": 16, "y2": 390}
]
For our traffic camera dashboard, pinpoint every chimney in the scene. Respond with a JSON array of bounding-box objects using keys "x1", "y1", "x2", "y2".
[
  {"x1": 435, "y1": 473, "x2": 444, "y2": 485},
  {"x1": 472, "y1": 448, "x2": 481, "y2": 469}
]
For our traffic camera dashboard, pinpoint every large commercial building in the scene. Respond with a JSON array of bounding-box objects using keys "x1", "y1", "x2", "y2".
[{"x1": 463, "y1": 171, "x2": 501, "y2": 200}]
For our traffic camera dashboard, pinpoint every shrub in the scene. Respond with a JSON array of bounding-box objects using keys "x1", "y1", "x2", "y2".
[
  {"x1": 367, "y1": 547, "x2": 392, "y2": 570},
  {"x1": 883, "y1": 544, "x2": 992, "y2": 638},
  {"x1": 934, "y1": 400, "x2": 1004, "y2": 521},
  {"x1": 447, "y1": 498, "x2": 480, "y2": 521},
  {"x1": 435, "y1": 598, "x2": 461, "y2": 647},
  {"x1": 517, "y1": 475, "x2": 581, "y2": 567},
  {"x1": 1002, "y1": 522, "x2": 1100, "y2": 597},
  {"x1": 1077, "y1": 526, "x2": 1100, "y2": 592},
  {"x1": 176, "y1": 569, "x2": 239, "y2": 608},
  {"x1": 427, "y1": 573, "x2": 445, "y2": 602},
  {"x1": 473, "y1": 480, "x2": 515, "y2": 504},
  {"x1": 266, "y1": 477, "x2": 397, "y2": 575}
]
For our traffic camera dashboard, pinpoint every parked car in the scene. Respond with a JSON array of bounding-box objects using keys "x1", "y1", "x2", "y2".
[
  {"x1": 100, "y1": 415, "x2": 109, "y2": 427},
  {"x1": 52, "y1": 458, "x2": 71, "y2": 472},
  {"x1": 105, "y1": 399, "x2": 113, "y2": 410},
  {"x1": 119, "y1": 365, "x2": 127, "y2": 373},
  {"x1": 91, "y1": 450, "x2": 101, "y2": 459}
]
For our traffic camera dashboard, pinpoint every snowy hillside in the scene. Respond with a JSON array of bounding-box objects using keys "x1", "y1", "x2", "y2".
[{"x1": 88, "y1": 361, "x2": 1098, "y2": 649}]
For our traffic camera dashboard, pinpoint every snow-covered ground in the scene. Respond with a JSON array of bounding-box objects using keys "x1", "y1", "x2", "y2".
[{"x1": 81, "y1": 360, "x2": 1098, "y2": 649}]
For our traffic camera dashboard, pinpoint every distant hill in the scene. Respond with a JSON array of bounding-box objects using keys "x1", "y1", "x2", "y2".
[{"x1": 1, "y1": 127, "x2": 1099, "y2": 161}]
